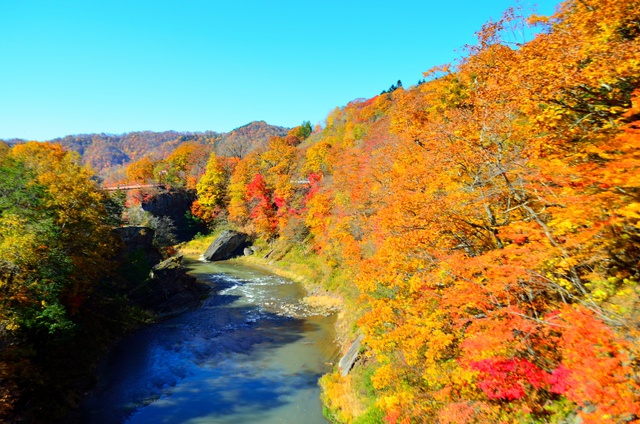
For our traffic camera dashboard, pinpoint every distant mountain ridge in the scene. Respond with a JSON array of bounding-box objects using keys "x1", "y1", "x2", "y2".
[{"x1": 1, "y1": 121, "x2": 289, "y2": 176}]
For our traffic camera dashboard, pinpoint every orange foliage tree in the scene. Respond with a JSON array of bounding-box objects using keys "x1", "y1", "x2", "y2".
[{"x1": 188, "y1": 1, "x2": 640, "y2": 421}]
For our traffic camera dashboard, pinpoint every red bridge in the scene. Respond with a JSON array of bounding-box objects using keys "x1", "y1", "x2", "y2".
[{"x1": 103, "y1": 184, "x2": 167, "y2": 191}]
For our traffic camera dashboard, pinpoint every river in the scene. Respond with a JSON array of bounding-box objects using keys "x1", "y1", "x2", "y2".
[{"x1": 80, "y1": 258, "x2": 339, "y2": 424}]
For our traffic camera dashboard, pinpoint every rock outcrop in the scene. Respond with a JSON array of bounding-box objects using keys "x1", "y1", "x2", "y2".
[
  {"x1": 339, "y1": 334, "x2": 364, "y2": 376},
  {"x1": 202, "y1": 230, "x2": 248, "y2": 261},
  {"x1": 114, "y1": 228, "x2": 209, "y2": 318},
  {"x1": 141, "y1": 189, "x2": 207, "y2": 242},
  {"x1": 130, "y1": 256, "x2": 210, "y2": 318}
]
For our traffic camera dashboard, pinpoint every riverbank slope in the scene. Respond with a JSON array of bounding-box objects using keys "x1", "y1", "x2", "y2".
[{"x1": 178, "y1": 233, "x2": 379, "y2": 422}]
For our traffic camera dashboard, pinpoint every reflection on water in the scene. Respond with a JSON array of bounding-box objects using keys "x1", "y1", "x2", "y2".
[{"x1": 81, "y1": 259, "x2": 338, "y2": 424}]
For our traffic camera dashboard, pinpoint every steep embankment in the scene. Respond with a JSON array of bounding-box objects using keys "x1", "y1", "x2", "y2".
[
  {"x1": 179, "y1": 233, "x2": 372, "y2": 422},
  {"x1": 50, "y1": 121, "x2": 289, "y2": 182},
  {"x1": 174, "y1": 1, "x2": 640, "y2": 422}
]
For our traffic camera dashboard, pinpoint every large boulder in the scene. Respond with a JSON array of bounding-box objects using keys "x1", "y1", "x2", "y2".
[{"x1": 202, "y1": 230, "x2": 248, "y2": 261}]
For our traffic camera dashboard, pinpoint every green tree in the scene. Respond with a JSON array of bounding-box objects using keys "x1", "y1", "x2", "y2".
[
  {"x1": 0, "y1": 156, "x2": 73, "y2": 333},
  {"x1": 9, "y1": 142, "x2": 119, "y2": 319}
]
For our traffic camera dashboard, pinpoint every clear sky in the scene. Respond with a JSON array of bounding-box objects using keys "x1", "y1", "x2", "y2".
[{"x1": 0, "y1": 0, "x2": 561, "y2": 141}]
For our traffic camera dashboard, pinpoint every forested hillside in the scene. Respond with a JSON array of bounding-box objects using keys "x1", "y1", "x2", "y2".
[
  {"x1": 1, "y1": 121, "x2": 289, "y2": 183},
  {"x1": 153, "y1": 1, "x2": 638, "y2": 422},
  {"x1": 0, "y1": 140, "x2": 208, "y2": 421}
]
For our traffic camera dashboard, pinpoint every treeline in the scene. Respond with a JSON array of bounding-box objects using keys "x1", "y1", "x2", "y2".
[
  {"x1": 145, "y1": 0, "x2": 639, "y2": 422},
  {"x1": 55, "y1": 120, "x2": 288, "y2": 177},
  {"x1": 2, "y1": 121, "x2": 290, "y2": 184}
]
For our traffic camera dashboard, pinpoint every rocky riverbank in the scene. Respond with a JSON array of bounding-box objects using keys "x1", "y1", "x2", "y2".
[
  {"x1": 115, "y1": 226, "x2": 210, "y2": 319},
  {"x1": 186, "y1": 232, "x2": 348, "y2": 343}
]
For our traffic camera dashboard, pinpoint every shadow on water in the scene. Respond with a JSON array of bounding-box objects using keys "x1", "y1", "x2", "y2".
[
  {"x1": 120, "y1": 368, "x2": 324, "y2": 424},
  {"x1": 78, "y1": 264, "x2": 334, "y2": 424}
]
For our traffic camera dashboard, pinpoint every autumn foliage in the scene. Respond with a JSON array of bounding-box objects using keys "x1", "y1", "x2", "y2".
[
  {"x1": 0, "y1": 142, "x2": 122, "y2": 420},
  {"x1": 0, "y1": 0, "x2": 634, "y2": 420},
  {"x1": 183, "y1": 0, "x2": 640, "y2": 422}
]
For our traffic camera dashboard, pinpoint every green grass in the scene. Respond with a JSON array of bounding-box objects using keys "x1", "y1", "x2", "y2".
[
  {"x1": 352, "y1": 406, "x2": 384, "y2": 424},
  {"x1": 177, "y1": 223, "x2": 233, "y2": 256}
]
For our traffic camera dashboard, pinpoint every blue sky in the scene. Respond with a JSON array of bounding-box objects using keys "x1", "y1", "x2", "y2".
[{"x1": 0, "y1": 0, "x2": 561, "y2": 141}]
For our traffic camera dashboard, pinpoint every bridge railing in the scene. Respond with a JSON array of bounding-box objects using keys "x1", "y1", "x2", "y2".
[{"x1": 103, "y1": 184, "x2": 167, "y2": 191}]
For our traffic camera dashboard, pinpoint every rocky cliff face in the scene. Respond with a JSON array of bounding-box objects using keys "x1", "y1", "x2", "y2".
[
  {"x1": 131, "y1": 256, "x2": 210, "y2": 318},
  {"x1": 114, "y1": 226, "x2": 163, "y2": 266},
  {"x1": 141, "y1": 189, "x2": 206, "y2": 242},
  {"x1": 114, "y1": 226, "x2": 209, "y2": 318}
]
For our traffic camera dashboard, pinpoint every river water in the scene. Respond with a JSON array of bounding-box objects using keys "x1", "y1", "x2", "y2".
[{"x1": 80, "y1": 258, "x2": 339, "y2": 424}]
